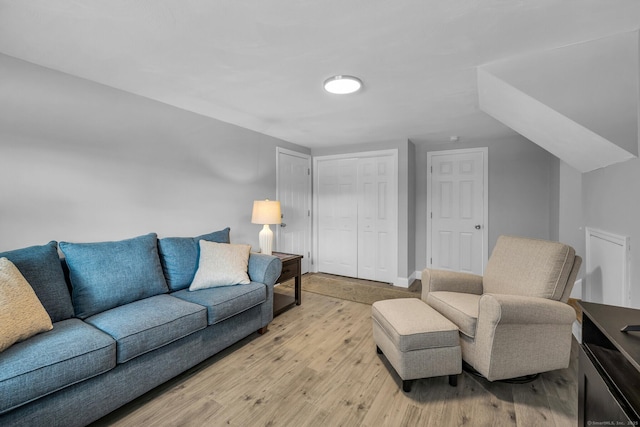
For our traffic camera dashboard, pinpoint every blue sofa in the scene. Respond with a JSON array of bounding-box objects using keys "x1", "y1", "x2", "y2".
[{"x1": 0, "y1": 230, "x2": 282, "y2": 427}]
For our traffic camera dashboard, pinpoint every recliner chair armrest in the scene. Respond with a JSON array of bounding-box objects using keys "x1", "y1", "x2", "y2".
[
  {"x1": 421, "y1": 268, "x2": 483, "y2": 301},
  {"x1": 473, "y1": 294, "x2": 576, "y2": 381},
  {"x1": 478, "y1": 294, "x2": 576, "y2": 326}
]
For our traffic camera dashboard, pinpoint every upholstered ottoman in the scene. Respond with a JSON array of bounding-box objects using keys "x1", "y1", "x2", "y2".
[{"x1": 372, "y1": 298, "x2": 461, "y2": 392}]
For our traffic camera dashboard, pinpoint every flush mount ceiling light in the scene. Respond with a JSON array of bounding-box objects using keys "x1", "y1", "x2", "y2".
[{"x1": 323, "y1": 75, "x2": 363, "y2": 94}]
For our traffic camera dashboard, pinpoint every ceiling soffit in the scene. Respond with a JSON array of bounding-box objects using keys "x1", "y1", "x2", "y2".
[{"x1": 478, "y1": 31, "x2": 639, "y2": 172}]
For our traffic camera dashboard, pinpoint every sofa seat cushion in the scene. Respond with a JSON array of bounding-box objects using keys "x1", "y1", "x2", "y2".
[
  {"x1": 426, "y1": 291, "x2": 480, "y2": 338},
  {"x1": 0, "y1": 318, "x2": 115, "y2": 415},
  {"x1": 172, "y1": 282, "x2": 266, "y2": 325},
  {"x1": 85, "y1": 294, "x2": 207, "y2": 364}
]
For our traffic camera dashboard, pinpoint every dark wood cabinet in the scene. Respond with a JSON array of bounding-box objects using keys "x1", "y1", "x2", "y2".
[{"x1": 578, "y1": 302, "x2": 640, "y2": 426}]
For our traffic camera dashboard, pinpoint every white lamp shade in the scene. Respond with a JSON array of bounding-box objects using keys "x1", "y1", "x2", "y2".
[{"x1": 251, "y1": 199, "x2": 281, "y2": 225}]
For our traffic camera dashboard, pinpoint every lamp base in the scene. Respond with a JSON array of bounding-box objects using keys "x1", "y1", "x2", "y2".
[{"x1": 259, "y1": 224, "x2": 274, "y2": 255}]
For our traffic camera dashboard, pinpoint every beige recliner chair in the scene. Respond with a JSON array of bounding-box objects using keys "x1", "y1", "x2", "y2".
[{"x1": 422, "y1": 235, "x2": 581, "y2": 381}]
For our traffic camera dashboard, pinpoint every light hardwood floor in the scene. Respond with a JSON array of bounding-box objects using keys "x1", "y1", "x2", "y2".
[{"x1": 91, "y1": 288, "x2": 578, "y2": 427}]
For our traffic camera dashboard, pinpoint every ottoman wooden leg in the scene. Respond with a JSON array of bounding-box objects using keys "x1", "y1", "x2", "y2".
[
  {"x1": 449, "y1": 374, "x2": 457, "y2": 387},
  {"x1": 402, "y1": 379, "x2": 413, "y2": 392}
]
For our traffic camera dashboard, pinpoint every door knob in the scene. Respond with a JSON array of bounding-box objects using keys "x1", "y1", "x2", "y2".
[
  {"x1": 280, "y1": 223, "x2": 287, "y2": 228},
  {"x1": 475, "y1": 225, "x2": 481, "y2": 230}
]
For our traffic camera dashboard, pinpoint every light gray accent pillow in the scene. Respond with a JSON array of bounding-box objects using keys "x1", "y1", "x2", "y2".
[{"x1": 189, "y1": 241, "x2": 251, "y2": 291}]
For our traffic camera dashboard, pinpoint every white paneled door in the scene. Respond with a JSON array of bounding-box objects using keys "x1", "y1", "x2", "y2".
[
  {"x1": 316, "y1": 158, "x2": 359, "y2": 277},
  {"x1": 316, "y1": 151, "x2": 398, "y2": 283},
  {"x1": 276, "y1": 148, "x2": 312, "y2": 273},
  {"x1": 427, "y1": 148, "x2": 487, "y2": 275},
  {"x1": 357, "y1": 156, "x2": 397, "y2": 282}
]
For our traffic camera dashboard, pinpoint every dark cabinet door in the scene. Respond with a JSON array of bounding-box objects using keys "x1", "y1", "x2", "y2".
[{"x1": 579, "y1": 346, "x2": 631, "y2": 425}]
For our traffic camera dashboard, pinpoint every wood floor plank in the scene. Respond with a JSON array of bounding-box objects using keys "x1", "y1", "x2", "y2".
[
  {"x1": 512, "y1": 381, "x2": 555, "y2": 426},
  {"x1": 541, "y1": 339, "x2": 579, "y2": 426},
  {"x1": 306, "y1": 304, "x2": 371, "y2": 373},
  {"x1": 360, "y1": 372, "x2": 413, "y2": 427},
  {"x1": 454, "y1": 374, "x2": 517, "y2": 426},
  {"x1": 91, "y1": 288, "x2": 578, "y2": 427}
]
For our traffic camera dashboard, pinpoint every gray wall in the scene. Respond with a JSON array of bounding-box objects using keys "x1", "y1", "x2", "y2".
[
  {"x1": 407, "y1": 141, "x2": 417, "y2": 277},
  {"x1": 312, "y1": 134, "x2": 557, "y2": 282},
  {"x1": 0, "y1": 54, "x2": 309, "y2": 252},
  {"x1": 1, "y1": 52, "x2": 585, "y2": 295},
  {"x1": 557, "y1": 155, "x2": 640, "y2": 307},
  {"x1": 558, "y1": 161, "x2": 585, "y2": 272},
  {"x1": 582, "y1": 157, "x2": 640, "y2": 307},
  {"x1": 414, "y1": 134, "x2": 559, "y2": 274}
]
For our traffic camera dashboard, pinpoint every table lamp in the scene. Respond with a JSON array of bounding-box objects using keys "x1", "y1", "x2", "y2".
[{"x1": 251, "y1": 199, "x2": 281, "y2": 255}]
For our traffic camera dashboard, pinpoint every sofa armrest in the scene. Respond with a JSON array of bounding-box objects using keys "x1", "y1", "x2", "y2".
[
  {"x1": 248, "y1": 253, "x2": 282, "y2": 287},
  {"x1": 421, "y1": 268, "x2": 483, "y2": 301},
  {"x1": 249, "y1": 254, "x2": 281, "y2": 329},
  {"x1": 478, "y1": 294, "x2": 576, "y2": 326}
]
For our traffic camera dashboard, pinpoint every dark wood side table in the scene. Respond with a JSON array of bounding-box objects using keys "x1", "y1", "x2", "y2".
[{"x1": 272, "y1": 252, "x2": 303, "y2": 316}]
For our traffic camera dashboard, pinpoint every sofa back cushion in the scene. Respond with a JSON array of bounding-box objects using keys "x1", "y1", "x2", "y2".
[
  {"x1": 158, "y1": 228, "x2": 230, "y2": 291},
  {"x1": 483, "y1": 235, "x2": 576, "y2": 301},
  {"x1": 59, "y1": 233, "x2": 168, "y2": 319},
  {"x1": 0, "y1": 241, "x2": 74, "y2": 322}
]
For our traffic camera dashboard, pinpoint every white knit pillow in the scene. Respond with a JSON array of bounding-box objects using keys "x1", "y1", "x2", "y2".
[
  {"x1": 0, "y1": 257, "x2": 53, "y2": 352},
  {"x1": 189, "y1": 241, "x2": 251, "y2": 291}
]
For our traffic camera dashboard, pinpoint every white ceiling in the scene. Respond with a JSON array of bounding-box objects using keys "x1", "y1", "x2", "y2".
[{"x1": 1, "y1": 0, "x2": 639, "y2": 149}]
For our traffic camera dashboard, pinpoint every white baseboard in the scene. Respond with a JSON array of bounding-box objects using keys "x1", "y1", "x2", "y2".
[
  {"x1": 414, "y1": 270, "x2": 422, "y2": 282},
  {"x1": 394, "y1": 271, "x2": 418, "y2": 288},
  {"x1": 393, "y1": 277, "x2": 410, "y2": 288}
]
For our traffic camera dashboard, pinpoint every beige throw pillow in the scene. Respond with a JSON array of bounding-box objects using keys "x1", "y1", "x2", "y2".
[
  {"x1": 189, "y1": 242, "x2": 251, "y2": 291},
  {"x1": 0, "y1": 257, "x2": 53, "y2": 352}
]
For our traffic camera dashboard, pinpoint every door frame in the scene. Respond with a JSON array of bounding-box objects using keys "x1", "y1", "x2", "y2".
[
  {"x1": 276, "y1": 147, "x2": 312, "y2": 272},
  {"x1": 426, "y1": 147, "x2": 489, "y2": 274},
  {"x1": 313, "y1": 149, "x2": 399, "y2": 279}
]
